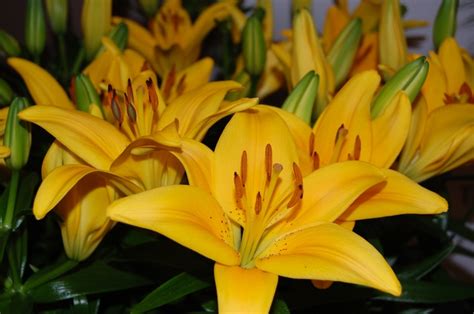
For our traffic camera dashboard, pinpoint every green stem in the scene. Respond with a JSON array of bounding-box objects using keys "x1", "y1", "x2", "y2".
[
  {"x1": 4, "y1": 170, "x2": 20, "y2": 229},
  {"x1": 23, "y1": 259, "x2": 79, "y2": 291},
  {"x1": 249, "y1": 75, "x2": 260, "y2": 97},
  {"x1": 7, "y1": 246, "x2": 21, "y2": 288},
  {"x1": 72, "y1": 47, "x2": 85, "y2": 75}
]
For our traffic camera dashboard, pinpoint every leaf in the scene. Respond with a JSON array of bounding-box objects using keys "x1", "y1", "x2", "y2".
[
  {"x1": 29, "y1": 261, "x2": 152, "y2": 303},
  {"x1": 72, "y1": 296, "x2": 100, "y2": 314},
  {"x1": 376, "y1": 280, "x2": 474, "y2": 303},
  {"x1": 271, "y1": 299, "x2": 291, "y2": 314},
  {"x1": 0, "y1": 292, "x2": 33, "y2": 314},
  {"x1": 397, "y1": 242, "x2": 455, "y2": 280},
  {"x1": 131, "y1": 272, "x2": 210, "y2": 313},
  {"x1": 15, "y1": 171, "x2": 39, "y2": 215}
]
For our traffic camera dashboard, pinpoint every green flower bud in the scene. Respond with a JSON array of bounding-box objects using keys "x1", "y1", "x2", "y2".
[
  {"x1": 242, "y1": 11, "x2": 267, "y2": 77},
  {"x1": 75, "y1": 74, "x2": 103, "y2": 117},
  {"x1": 372, "y1": 57, "x2": 429, "y2": 118},
  {"x1": 0, "y1": 30, "x2": 21, "y2": 57},
  {"x1": 379, "y1": 0, "x2": 408, "y2": 81},
  {"x1": 82, "y1": 0, "x2": 112, "y2": 61},
  {"x1": 0, "y1": 78, "x2": 14, "y2": 106},
  {"x1": 99, "y1": 22, "x2": 128, "y2": 54},
  {"x1": 138, "y1": 0, "x2": 160, "y2": 19},
  {"x1": 25, "y1": 0, "x2": 47, "y2": 59},
  {"x1": 327, "y1": 18, "x2": 362, "y2": 88},
  {"x1": 45, "y1": 0, "x2": 68, "y2": 35},
  {"x1": 4, "y1": 98, "x2": 31, "y2": 170},
  {"x1": 226, "y1": 70, "x2": 252, "y2": 101},
  {"x1": 282, "y1": 71, "x2": 319, "y2": 124},
  {"x1": 433, "y1": 0, "x2": 458, "y2": 50},
  {"x1": 292, "y1": 0, "x2": 312, "y2": 12}
]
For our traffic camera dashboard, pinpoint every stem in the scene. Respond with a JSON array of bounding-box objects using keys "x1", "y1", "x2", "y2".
[
  {"x1": 4, "y1": 170, "x2": 20, "y2": 229},
  {"x1": 72, "y1": 47, "x2": 85, "y2": 75},
  {"x1": 249, "y1": 75, "x2": 260, "y2": 97},
  {"x1": 23, "y1": 259, "x2": 79, "y2": 291},
  {"x1": 7, "y1": 246, "x2": 21, "y2": 288}
]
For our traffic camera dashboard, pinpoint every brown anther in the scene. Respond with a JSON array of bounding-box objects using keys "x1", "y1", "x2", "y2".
[
  {"x1": 127, "y1": 78, "x2": 134, "y2": 101},
  {"x1": 265, "y1": 144, "x2": 273, "y2": 182},
  {"x1": 105, "y1": 84, "x2": 114, "y2": 107},
  {"x1": 240, "y1": 150, "x2": 248, "y2": 186},
  {"x1": 287, "y1": 187, "x2": 303, "y2": 208},
  {"x1": 146, "y1": 78, "x2": 159, "y2": 112},
  {"x1": 177, "y1": 74, "x2": 186, "y2": 96},
  {"x1": 233, "y1": 172, "x2": 244, "y2": 199},
  {"x1": 292, "y1": 162, "x2": 303, "y2": 186},
  {"x1": 309, "y1": 132, "x2": 315, "y2": 156},
  {"x1": 125, "y1": 94, "x2": 137, "y2": 123},
  {"x1": 111, "y1": 93, "x2": 123, "y2": 124},
  {"x1": 312, "y1": 151, "x2": 320, "y2": 170},
  {"x1": 353, "y1": 135, "x2": 361, "y2": 160},
  {"x1": 336, "y1": 124, "x2": 348, "y2": 142},
  {"x1": 163, "y1": 65, "x2": 176, "y2": 100},
  {"x1": 255, "y1": 192, "x2": 262, "y2": 214}
]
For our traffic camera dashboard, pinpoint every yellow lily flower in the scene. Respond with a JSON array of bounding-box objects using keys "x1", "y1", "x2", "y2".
[
  {"x1": 398, "y1": 38, "x2": 474, "y2": 182},
  {"x1": 114, "y1": 0, "x2": 232, "y2": 77},
  {"x1": 108, "y1": 106, "x2": 407, "y2": 312}
]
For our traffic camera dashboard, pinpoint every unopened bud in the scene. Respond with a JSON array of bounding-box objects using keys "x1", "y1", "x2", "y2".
[
  {"x1": 379, "y1": 0, "x2": 408, "y2": 81},
  {"x1": 372, "y1": 57, "x2": 429, "y2": 118},
  {"x1": 0, "y1": 78, "x2": 14, "y2": 106},
  {"x1": 226, "y1": 70, "x2": 251, "y2": 101},
  {"x1": 25, "y1": 0, "x2": 47, "y2": 58},
  {"x1": 104, "y1": 22, "x2": 128, "y2": 53},
  {"x1": 4, "y1": 97, "x2": 31, "y2": 170},
  {"x1": 81, "y1": 0, "x2": 112, "y2": 61},
  {"x1": 0, "y1": 30, "x2": 21, "y2": 57},
  {"x1": 242, "y1": 10, "x2": 267, "y2": 76},
  {"x1": 433, "y1": 0, "x2": 458, "y2": 50},
  {"x1": 327, "y1": 18, "x2": 362, "y2": 88},
  {"x1": 138, "y1": 0, "x2": 160, "y2": 19},
  {"x1": 45, "y1": 0, "x2": 68, "y2": 35},
  {"x1": 282, "y1": 71, "x2": 319, "y2": 124},
  {"x1": 75, "y1": 74, "x2": 103, "y2": 118}
]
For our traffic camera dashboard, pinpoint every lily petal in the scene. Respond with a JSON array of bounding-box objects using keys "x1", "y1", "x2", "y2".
[
  {"x1": 18, "y1": 105, "x2": 129, "y2": 170},
  {"x1": 256, "y1": 222, "x2": 401, "y2": 296},
  {"x1": 0, "y1": 145, "x2": 10, "y2": 158},
  {"x1": 341, "y1": 169, "x2": 448, "y2": 220},
  {"x1": 438, "y1": 37, "x2": 466, "y2": 94},
  {"x1": 34, "y1": 164, "x2": 142, "y2": 220},
  {"x1": 214, "y1": 264, "x2": 278, "y2": 314},
  {"x1": 107, "y1": 185, "x2": 240, "y2": 265},
  {"x1": 8, "y1": 58, "x2": 74, "y2": 109},
  {"x1": 371, "y1": 91, "x2": 411, "y2": 168}
]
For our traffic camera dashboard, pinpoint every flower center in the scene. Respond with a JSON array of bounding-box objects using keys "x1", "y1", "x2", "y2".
[{"x1": 234, "y1": 144, "x2": 304, "y2": 268}]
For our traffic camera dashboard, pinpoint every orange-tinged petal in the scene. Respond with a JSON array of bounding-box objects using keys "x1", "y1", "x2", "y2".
[
  {"x1": 8, "y1": 58, "x2": 74, "y2": 109},
  {"x1": 322, "y1": 5, "x2": 350, "y2": 52},
  {"x1": 256, "y1": 222, "x2": 401, "y2": 296},
  {"x1": 349, "y1": 32, "x2": 378, "y2": 75},
  {"x1": 107, "y1": 185, "x2": 240, "y2": 265},
  {"x1": 438, "y1": 37, "x2": 466, "y2": 94},
  {"x1": 18, "y1": 105, "x2": 129, "y2": 170},
  {"x1": 34, "y1": 164, "x2": 142, "y2": 220},
  {"x1": 340, "y1": 169, "x2": 448, "y2": 220},
  {"x1": 214, "y1": 264, "x2": 278, "y2": 314},
  {"x1": 290, "y1": 161, "x2": 386, "y2": 225},
  {"x1": 313, "y1": 71, "x2": 379, "y2": 166},
  {"x1": 371, "y1": 91, "x2": 411, "y2": 168},
  {"x1": 214, "y1": 107, "x2": 299, "y2": 226}
]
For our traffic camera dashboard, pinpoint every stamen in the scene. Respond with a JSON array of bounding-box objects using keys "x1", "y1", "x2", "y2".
[
  {"x1": 312, "y1": 151, "x2": 320, "y2": 170},
  {"x1": 105, "y1": 84, "x2": 114, "y2": 107},
  {"x1": 292, "y1": 162, "x2": 303, "y2": 186},
  {"x1": 163, "y1": 65, "x2": 176, "y2": 100},
  {"x1": 127, "y1": 78, "x2": 134, "y2": 101},
  {"x1": 287, "y1": 185, "x2": 303, "y2": 208},
  {"x1": 233, "y1": 172, "x2": 244, "y2": 199},
  {"x1": 265, "y1": 144, "x2": 273, "y2": 182},
  {"x1": 177, "y1": 74, "x2": 186, "y2": 96},
  {"x1": 111, "y1": 91, "x2": 123, "y2": 124},
  {"x1": 353, "y1": 135, "x2": 361, "y2": 160},
  {"x1": 309, "y1": 132, "x2": 315, "y2": 156},
  {"x1": 255, "y1": 192, "x2": 262, "y2": 214},
  {"x1": 125, "y1": 94, "x2": 137, "y2": 123},
  {"x1": 240, "y1": 150, "x2": 248, "y2": 186},
  {"x1": 331, "y1": 124, "x2": 348, "y2": 163},
  {"x1": 146, "y1": 78, "x2": 159, "y2": 112}
]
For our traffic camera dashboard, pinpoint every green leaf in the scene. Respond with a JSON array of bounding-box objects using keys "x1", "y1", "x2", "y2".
[
  {"x1": 398, "y1": 242, "x2": 455, "y2": 280},
  {"x1": 72, "y1": 296, "x2": 100, "y2": 314},
  {"x1": 376, "y1": 280, "x2": 474, "y2": 303},
  {"x1": 131, "y1": 272, "x2": 210, "y2": 313},
  {"x1": 0, "y1": 291, "x2": 33, "y2": 314},
  {"x1": 29, "y1": 261, "x2": 152, "y2": 303},
  {"x1": 271, "y1": 299, "x2": 291, "y2": 314}
]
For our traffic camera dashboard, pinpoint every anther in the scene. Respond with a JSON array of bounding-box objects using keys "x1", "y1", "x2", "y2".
[
  {"x1": 127, "y1": 78, "x2": 134, "y2": 101},
  {"x1": 163, "y1": 65, "x2": 176, "y2": 100},
  {"x1": 292, "y1": 162, "x2": 303, "y2": 186},
  {"x1": 353, "y1": 135, "x2": 361, "y2": 161},
  {"x1": 309, "y1": 132, "x2": 315, "y2": 156},
  {"x1": 240, "y1": 151, "x2": 248, "y2": 186},
  {"x1": 255, "y1": 192, "x2": 262, "y2": 214},
  {"x1": 287, "y1": 187, "x2": 302, "y2": 208},
  {"x1": 265, "y1": 144, "x2": 273, "y2": 182},
  {"x1": 146, "y1": 78, "x2": 159, "y2": 112},
  {"x1": 233, "y1": 172, "x2": 244, "y2": 199},
  {"x1": 177, "y1": 74, "x2": 186, "y2": 96},
  {"x1": 313, "y1": 151, "x2": 320, "y2": 170},
  {"x1": 125, "y1": 94, "x2": 137, "y2": 123},
  {"x1": 111, "y1": 92, "x2": 123, "y2": 124}
]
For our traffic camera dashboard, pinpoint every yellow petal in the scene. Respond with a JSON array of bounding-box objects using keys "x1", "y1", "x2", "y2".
[
  {"x1": 0, "y1": 145, "x2": 10, "y2": 158},
  {"x1": 349, "y1": 32, "x2": 379, "y2": 75},
  {"x1": 19, "y1": 105, "x2": 129, "y2": 170},
  {"x1": 256, "y1": 222, "x2": 401, "y2": 296},
  {"x1": 313, "y1": 71, "x2": 379, "y2": 166},
  {"x1": 107, "y1": 185, "x2": 240, "y2": 265},
  {"x1": 371, "y1": 91, "x2": 411, "y2": 168},
  {"x1": 8, "y1": 58, "x2": 74, "y2": 109},
  {"x1": 438, "y1": 37, "x2": 466, "y2": 94},
  {"x1": 57, "y1": 176, "x2": 115, "y2": 261},
  {"x1": 421, "y1": 52, "x2": 447, "y2": 113},
  {"x1": 214, "y1": 264, "x2": 278, "y2": 314},
  {"x1": 340, "y1": 169, "x2": 448, "y2": 220},
  {"x1": 214, "y1": 106, "x2": 299, "y2": 226},
  {"x1": 41, "y1": 141, "x2": 85, "y2": 178},
  {"x1": 34, "y1": 164, "x2": 142, "y2": 220},
  {"x1": 290, "y1": 161, "x2": 386, "y2": 225}
]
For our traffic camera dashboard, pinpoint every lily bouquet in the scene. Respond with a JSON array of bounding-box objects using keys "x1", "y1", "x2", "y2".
[{"x1": 0, "y1": 0, "x2": 473, "y2": 313}]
